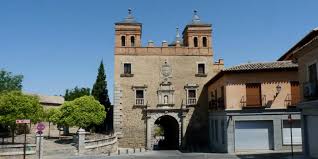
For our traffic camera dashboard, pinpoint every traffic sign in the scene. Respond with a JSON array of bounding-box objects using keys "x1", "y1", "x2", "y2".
[
  {"x1": 37, "y1": 122, "x2": 45, "y2": 134},
  {"x1": 16, "y1": 119, "x2": 30, "y2": 159},
  {"x1": 16, "y1": 119, "x2": 30, "y2": 124}
]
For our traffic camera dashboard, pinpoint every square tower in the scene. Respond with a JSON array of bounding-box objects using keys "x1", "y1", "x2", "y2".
[{"x1": 182, "y1": 10, "x2": 212, "y2": 49}]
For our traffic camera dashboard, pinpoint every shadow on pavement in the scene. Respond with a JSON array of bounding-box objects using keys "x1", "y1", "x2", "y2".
[{"x1": 236, "y1": 152, "x2": 303, "y2": 159}]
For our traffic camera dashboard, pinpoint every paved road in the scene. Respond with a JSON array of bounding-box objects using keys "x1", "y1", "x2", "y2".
[{"x1": 69, "y1": 150, "x2": 304, "y2": 159}]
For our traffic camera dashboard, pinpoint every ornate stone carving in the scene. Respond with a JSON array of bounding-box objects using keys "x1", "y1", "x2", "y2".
[
  {"x1": 157, "y1": 82, "x2": 175, "y2": 107},
  {"x1": 161, "y1": 60, "x2": 172, "y2": 84}
]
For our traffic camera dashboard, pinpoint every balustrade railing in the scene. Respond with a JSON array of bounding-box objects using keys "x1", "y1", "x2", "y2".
[{"x1": 135, "y1": 98, "x2": 144, "y2": 105}]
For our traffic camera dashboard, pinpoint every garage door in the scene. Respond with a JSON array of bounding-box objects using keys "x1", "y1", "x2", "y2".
[
  {"x1": 307, "y1": 116, "x2": 318, "y2": 158},
  {"x1": 235, "y1": 121, "x2": 273, "y2": 151}
]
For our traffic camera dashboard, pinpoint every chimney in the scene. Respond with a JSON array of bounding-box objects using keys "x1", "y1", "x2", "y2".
[
  {"x1": 216, "y1": 59, "x2": 224, "y2": 65},
  {"x1": 148, "y1": 40, "x2": 154, "y2": 47},
  {"x1": 176, "y1": 41, "x2": 181, "y2": 47},
  {"x1": 162, "y1": 40, "x2": 168, "y2": 47}
]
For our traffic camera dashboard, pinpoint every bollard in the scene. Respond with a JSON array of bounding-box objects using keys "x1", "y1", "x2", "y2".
[
  {"x1": 108, "y1": 151, "x2": 111, "y2": 156},
  {"x1": 118, "y1": 149, "x2": 120, "y2": 155},
  {"x1": 133, "y1": 148, "x2": 136, "y2": 153},
  {"x1": 77, "y1": 128, "x2": 86, "y2": 154},
  {"x1": 126, "y1": 149, "x2": 129, "y2": 154},
  {"x1": 140, "y1": 147, "x2": 142, "y2": 152},
  {"x1": 36, "y1": 134, "x2": 44, "y2": 159}
]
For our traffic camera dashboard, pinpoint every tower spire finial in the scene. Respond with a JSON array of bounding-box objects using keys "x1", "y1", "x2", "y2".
[
  {"x1": 128, "y1": 8, "x2": 132, "y2": 15},
  {"x1": 176, "y1": 27, "x2": 180, "y2": 38},
  {"x1": 192, "y1": 9, "x2": 201, "y2": 24}
]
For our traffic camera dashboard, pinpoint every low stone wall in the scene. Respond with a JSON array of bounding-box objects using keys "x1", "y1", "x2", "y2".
[
  {"x1": 77, "y1": 129, "x2": 118, "y2": 155},
  {"x1": 84, "y1": 136, "x2": 118, "y2": 154},
  {"x1": 0, "y1": 144, "x2": 36, "y2": 156}
]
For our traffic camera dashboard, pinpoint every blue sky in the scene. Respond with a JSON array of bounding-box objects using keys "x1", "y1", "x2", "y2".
[{"x1": 0, "y1": 0, "x2": 317, "y2": 102}]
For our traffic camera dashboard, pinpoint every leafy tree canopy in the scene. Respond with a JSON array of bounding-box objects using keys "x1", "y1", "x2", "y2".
[
  {"x1": 58, "y1": 96, "x2": 106, "y2": 129},
  {"x1": 44, "y1": 108, "x2": 61, "y2": 124},
  {"x1": 64, "y1": 86, "x2": 90, "y2": 101},
  {"x1": 0, "y1": 69, "x2": 23, "y2": 93},
  {"x1": 0, "y1": 91, "x2": 43, "y2": 126}
]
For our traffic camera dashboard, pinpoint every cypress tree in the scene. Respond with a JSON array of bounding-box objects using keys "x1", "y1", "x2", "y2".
[{"x1": 91, "y1": 61, "x2": 111, "y2": 132}]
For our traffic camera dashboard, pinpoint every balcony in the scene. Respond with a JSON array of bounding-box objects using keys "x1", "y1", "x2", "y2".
[
  {"x1": 303, "y1": 81, "x2": 318, "y2": 100},
  {"x1": 241, "y1": 95, "x2": 266, "y2": 108},
  {"x1": 187, "y1": 98, "x2": 197, "y2": 105},
  {"x1": 135, "y1": 98, "x2": 145, "y2": 106},
  {"x1": 285, "y1": 94, "x2": 301, "y2": 107},
  {"x1": 208, "y1": 98, "x2": 225, "y2": 110},
  {"x1": 217, "y1": 97, "x2": 225, "y2": 109},
  {"x1": 209, "y1": 99, "x2": 217, "y2": 110}
]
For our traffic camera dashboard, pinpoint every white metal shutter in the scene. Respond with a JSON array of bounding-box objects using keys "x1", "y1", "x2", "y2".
[
  {"x1": 307, "y1": 116, "x2": 318, "y2": 158},
  {"x1": 235, "y1": 121, "x2": 273, "y2": 150},
  {"x1": 282, "y1": 120, "x2": 302, "y2": 145}
]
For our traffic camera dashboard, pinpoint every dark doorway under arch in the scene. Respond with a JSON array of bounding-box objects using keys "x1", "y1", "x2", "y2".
[{"x1": 153, "y1": 115, "x2": 179, "y2": 150}]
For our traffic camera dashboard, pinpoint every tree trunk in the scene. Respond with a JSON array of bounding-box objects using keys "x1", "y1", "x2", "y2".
[
  {"x1": 63, "y1": 126, "x2": 69, "y2": 135},
  {"x1": 48, "y1": 121, "x2": 51, "y2": 138},
  {"x1": 10, "y1": 127, "x2": 15, "y2": 144}
]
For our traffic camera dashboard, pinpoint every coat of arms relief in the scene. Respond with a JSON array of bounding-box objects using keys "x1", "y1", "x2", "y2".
[{"x1": 161, "y1": 61, "x2": 172, "y2": 84}]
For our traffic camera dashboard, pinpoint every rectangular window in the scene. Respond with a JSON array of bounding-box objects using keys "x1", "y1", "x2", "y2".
[
  {"x1": 135, "y1": 90, "x2": 144, "y2": 105},
  {"x1": 124, "y1": 63, "x2": 131, "y2": 74},
  {"x1": 221, "y1": 86, "x2": 224, "y2": 98},
  {"x1": 308, "y1": 63, "x2": 317, "y2": 82},
  {"x1": 246, "y1": 83, "x2": 262, "y2": 107},
  {"x1": 219, "y1": 86, "x2": 225, "y2": 108},
  {"x1": 187, "y1": 89, "x2": 197, "y2": 105},
  {"x1": 198, "y1": 63, "x2": 205, "y2": 74}
]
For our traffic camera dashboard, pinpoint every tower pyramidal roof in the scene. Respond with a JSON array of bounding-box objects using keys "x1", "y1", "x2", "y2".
[
  {"x1": 115, "y1": 8, "x2": 142, "y2": 25},
  {"x1": 187, "y1": 10, "x2": 211, "y2": 26}
]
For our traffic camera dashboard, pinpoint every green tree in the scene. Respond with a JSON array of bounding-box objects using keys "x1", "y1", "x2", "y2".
[
  {"x1": 91, "y1": 61, "x2": 111, "y2": 132},
  {"x1": 44, "y1": 108, "x2": 61, "y2": 138},
  {"x1": 0, "y1": 69, "x2": 23, "y2": 93},
  {"x1": 0, "y1": 91, "x2": 43, "y2": 143},
  {"x1": 154, "y1": 125, "x2": 164, "y2": 137},
  {"x1": 64, "y1": 86, "x2": 90, "y2": 101},
  {"x1": 58, "y1": 96, "x2": 106, "y2": 129}
]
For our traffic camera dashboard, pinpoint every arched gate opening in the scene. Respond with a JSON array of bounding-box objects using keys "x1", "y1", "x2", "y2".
[{"x1": 153, "y1": 115, "x2": 179, "y2": 150}]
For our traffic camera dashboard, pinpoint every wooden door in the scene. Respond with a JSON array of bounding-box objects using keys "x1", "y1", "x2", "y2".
[
  {"x1": 291, "y1": 81, "x2": 300, "y2": 106},
  {"x1": 246, "y1": 83, "x2": 261, "y2": 107}
]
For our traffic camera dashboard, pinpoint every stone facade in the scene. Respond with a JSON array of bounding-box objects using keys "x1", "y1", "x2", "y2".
[{"x1": 113, "y1": 10, "x2": 223, "y2": 150}]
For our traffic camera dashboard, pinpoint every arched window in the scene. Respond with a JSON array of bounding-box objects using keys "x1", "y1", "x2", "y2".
[
  {"x1": 202, "y1": 37, "x2": 207, "y2": 47},
  {"x1": 121, "y1": 36, "x2": 126, "y2": 47},
  {"x1": 193, "y1": 37, "x2": 198, "y2": 47},
  {"x1": 131, "y1": 36, "x2": 135, "y2": 47},
  {"x1": 164, "y1": 95, "x2": 169, "y2": 104}
]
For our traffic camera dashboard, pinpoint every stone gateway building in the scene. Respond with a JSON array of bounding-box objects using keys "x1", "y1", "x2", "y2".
[{"x1": 113, "y1": 10, "x2": 223, "y2": 150}]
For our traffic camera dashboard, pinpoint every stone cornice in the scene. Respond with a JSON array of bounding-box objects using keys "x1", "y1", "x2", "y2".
[{"x1": 115, "y1": 47, "x2": 213, "y2": 56}]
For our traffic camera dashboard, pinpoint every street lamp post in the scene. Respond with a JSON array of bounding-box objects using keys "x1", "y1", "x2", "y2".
[{"x1": 288, "y1": 114, "x2": 294, "y2": 159}]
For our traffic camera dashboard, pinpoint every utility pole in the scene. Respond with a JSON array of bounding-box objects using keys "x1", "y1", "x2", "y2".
[
  {"x1": 288, "y1": 114, "x2": 294, "y2": 159},
  {"x1": 23, "y1": 123, "x2": 27, "y2": 159}
]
